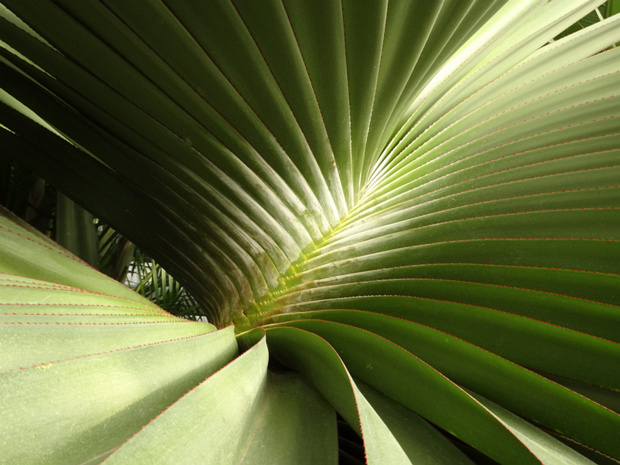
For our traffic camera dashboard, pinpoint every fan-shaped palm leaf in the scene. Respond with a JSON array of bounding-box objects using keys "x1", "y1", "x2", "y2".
[{"x1": 1, "y1": 0, "x2": 620, "y2": 463}]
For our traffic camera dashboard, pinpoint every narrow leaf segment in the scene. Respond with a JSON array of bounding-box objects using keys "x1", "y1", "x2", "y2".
[{"x1": 1, "y1": 0, "x2": 620, "y2": 463}]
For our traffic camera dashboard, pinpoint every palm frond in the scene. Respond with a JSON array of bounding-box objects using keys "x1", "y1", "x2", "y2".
[{"x1": 1, "y1": 1, "x2": 620, "y2": 463}]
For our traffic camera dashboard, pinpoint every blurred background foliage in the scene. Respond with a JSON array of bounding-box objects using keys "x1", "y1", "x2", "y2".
[
  {"x1": 554, "y1": 0, "x2": 620, "y2": 40},
  {"x1": 0, "y1": 158, "x2": 205, "y2": 320}
]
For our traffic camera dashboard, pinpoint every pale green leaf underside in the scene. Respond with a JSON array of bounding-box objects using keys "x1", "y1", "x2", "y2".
[{"x1": 105, "y1": 335, "x2": 337, "y2": 465}]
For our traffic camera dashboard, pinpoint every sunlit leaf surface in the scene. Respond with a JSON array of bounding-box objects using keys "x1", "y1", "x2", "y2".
[{"x1": 1, "y1": 1, "x2": 619, "y2": 463}]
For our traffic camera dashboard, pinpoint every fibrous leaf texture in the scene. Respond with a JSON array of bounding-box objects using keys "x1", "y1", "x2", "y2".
[{"x1": 1, "y1": 0, "x2": 619, "y2": 463}]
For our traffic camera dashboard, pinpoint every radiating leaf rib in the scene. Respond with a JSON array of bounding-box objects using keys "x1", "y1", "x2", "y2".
[
  {"x1": 297, "y1": 237, "x2": 620, "y2": 284},
  {"x1": 357, "y1": 382, "x2": 477, "y2": 465},
  {"x1": 232, "y1": 0, "x2": 347, "y2": 220},
  {"x1": 0, "y1": 303, "x2": 214, "y2": 373},
  {"x1": 263, "y1": 326, "x2": 436, "y2": 465},
  {"x1": 422, "y1": 0, "x2": 607, "y2": 117},
  {"x1": 288, "y1": 259, "x2": 620, "y2": 312},
  {"x1": 354, "y1": 130, "x2": 620, "y2": 227},
  {"x1": 387, "y1": 0, "x2": 543, "y2": 143},
  {"x1": 282, "y1": 0, "x2": 353, "y2": 209},
  {"x1": 1, "y1": 0, "x2": 357, "y2": 313},
  {"x1": 41, "y1": 65, "x2": 304, "y2": 262},
  {"x1": 277, "y1": 307, "x2": 620, "y2": 395},
  {"x1": 100, "y1": 0, "x2": 327, "y2": 242},
  {"x1": 334, "y1": 173, "x2": 620, "y2": 243},
  {"x1": 352, "y1": 157, "x2": 619, "y2": 247},
  {"x1": 466, "y1": 391, "x2": 598, "y2": 465},
  {"x1": 0, "y1": 280, "x2": 181, "y2": 313},
  {"x1": 395, "y1": 0, "x2": 604, "y2": 142},
  {"x1": 0, "y1": 67, "x2": 274, "y2": 318},
  {"x1": 375, "y1": 61, "x2": 620, "y2": 191},
  {"x1": 2, "y1": 1, "x2": 620, "y2": 463},
  {"x1": 362, "y1": 0, "x2": 444, "y2": 168},
  {"x1": 266, "y1": 273, "x2": 620, "y2": 341},
  {"x1": 372, "y1": 0, "x2": 612, "y2": 188},
  {"x1": 316, "y1": 208, "x2": 620, "y2": 266},
  {"x1": 412, "y1": 26, "x2": 620, "y2": 155},
  {"x1": 161, "y1": 0, "x2": 338, "y2": 229},
  {"x1": 1, "y1": 2, "x2": 314, "y2": 257},
  {"x1": 264, "y1": 323, "x2": 542, "y2": 465},
  {"x1": 0, "y1": 96, "x2": 238, "y2": 320},
  {"x1": 273, "y1": 318, "x2": 620, "y2": 461},
  {"x1": 69, "y1": 0, "x2": 327, "y2": 253},
  {"x1": 370, "y1": 95, "x2": 620, "y2": 202},
  {"x1": 376, "y1": 0, "x2": 507, "y2": 153},
  {"x1": 0, "y1": 118, "x2": 243, "y2": 321},
  {"x1": 542, "y1": 373, "x2": 620, "y2": 415},
  {"x1": 341, "y1": 0, "x2": 387, "y2": 198},
  {"x1": 0, "y1": 209, "x2": 241, "y2": 465}
]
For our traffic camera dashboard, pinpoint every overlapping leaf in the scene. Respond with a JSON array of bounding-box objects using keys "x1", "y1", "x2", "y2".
[{"x1": 1, "y1": 0, "x2": 620, "y2": 463}]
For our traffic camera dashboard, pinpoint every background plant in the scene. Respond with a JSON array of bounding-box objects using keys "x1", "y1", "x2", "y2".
[{"x1": 0, "y1": 162, "x2": 200, "y2": 316}]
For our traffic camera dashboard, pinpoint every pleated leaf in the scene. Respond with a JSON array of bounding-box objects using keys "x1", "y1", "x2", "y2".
[{"x1": 1, "y1": 0, "x2": 620, "y2": 463}]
